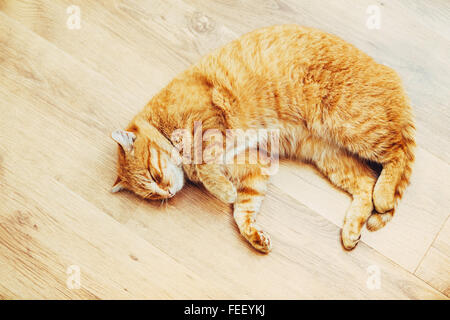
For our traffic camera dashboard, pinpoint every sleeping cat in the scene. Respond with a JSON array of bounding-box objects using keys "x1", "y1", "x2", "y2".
[{"x1": 111, "y1": 25, "x2": 415, "y2": 253}]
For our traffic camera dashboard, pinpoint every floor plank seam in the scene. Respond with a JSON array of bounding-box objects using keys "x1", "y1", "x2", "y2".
[
  {"x1": 413, "y1": 214, "x2": 449, "y2": 275},
  {"x1": 265, "y1": 185, "x2": 445, "y2": 297}
]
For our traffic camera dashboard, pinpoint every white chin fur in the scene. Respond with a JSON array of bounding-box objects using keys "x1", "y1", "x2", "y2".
[{"x1": 169, "y1": 161, "x2": 185, "y2": 195}]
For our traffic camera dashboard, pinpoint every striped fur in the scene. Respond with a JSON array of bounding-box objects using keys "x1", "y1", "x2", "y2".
[{"x1": 112, "y1": 25, "x2": 415, "y2": 252}]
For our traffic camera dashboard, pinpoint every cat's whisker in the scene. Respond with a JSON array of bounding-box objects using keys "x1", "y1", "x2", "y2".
[
  {"x1": 165, "y1": 198, "x2": 170, "y2": 209},
  {"x1": 160, "y1": 198, "x2": 169, "y2": 210}
]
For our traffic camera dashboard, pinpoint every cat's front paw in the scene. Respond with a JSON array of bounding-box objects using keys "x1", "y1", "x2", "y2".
[
  {"x1": 252, "y1": 230, "x2": 272, "y2": 253},
  {"x1": 244, "y1": 227, "x2": 272, "y2": 253},
  {"x1": 217, "y1": 184, "x2": 237, "y2": 204}
]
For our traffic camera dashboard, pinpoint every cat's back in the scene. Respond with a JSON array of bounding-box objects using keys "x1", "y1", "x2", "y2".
[
  {"x1": 193, "y1": 24, "x2": 393, "y2": 128},
  {"x1": 197, "y1": 24, "x2": 377, "y2": 89}
]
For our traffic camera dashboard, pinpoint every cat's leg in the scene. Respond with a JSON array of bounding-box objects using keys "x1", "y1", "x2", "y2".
[
  {"x1": 232, "y1": 166, "x2": 271, "y2": 253},
  {"x1": 196, "y1": 164, "x2": 237, "y2": 204},
  {"x1": 366, "y1": 160, "x2": 401, "y2": 231},
  {"x1": 372, "y1": 160, "x2": 400, "y2": 213},
  {"x1": 339, "y1": 120, "x2": 415, "y2": 231},
  {"x1": 363, "y1": 125, "x2": 415, "y2": 231},
  {"x1": 368, "y1": 148, "x2": 414, "y2": 230},
  {"x1": 298, "y1": 138, "x2": 377, "y2": 250}
]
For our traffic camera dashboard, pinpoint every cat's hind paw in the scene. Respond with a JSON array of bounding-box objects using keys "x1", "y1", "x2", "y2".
[
  {"x1": 366, "y1": 210, "x2": 394, "y2": 231},
  {"x1": 341, "y1": 227, "x2": 361, "y2": 251},
  {"x1": 373, "y1": 182, "x2": 395, "y2": 213}
]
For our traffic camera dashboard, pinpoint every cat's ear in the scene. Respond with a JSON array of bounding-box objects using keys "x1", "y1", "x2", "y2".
[
  {"x1": 111, "y1": 176, "x2": 125, "y2": 193},
  {"x1": 111, "y1": 129, "x2": 136, "y2": 152}
]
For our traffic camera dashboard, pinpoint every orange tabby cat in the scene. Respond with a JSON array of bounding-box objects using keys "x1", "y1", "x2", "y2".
[{"x1": 111, "y1": 25, "x2": 415, "y2": 253}]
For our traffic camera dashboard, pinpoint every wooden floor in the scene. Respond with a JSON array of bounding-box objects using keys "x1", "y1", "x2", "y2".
[{"x1": 0, "y1": 0, "x2": 449, "y2": 299}]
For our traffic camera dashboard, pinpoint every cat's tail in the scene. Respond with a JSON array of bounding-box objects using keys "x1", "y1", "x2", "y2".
[{"x1": 367, "y1": 122, "x2": 416, "y2": 231}]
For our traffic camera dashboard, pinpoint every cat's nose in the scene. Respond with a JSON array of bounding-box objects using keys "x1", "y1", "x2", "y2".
[{"x1": 168, "y1": 190, "x2": 174, "y2": 198}]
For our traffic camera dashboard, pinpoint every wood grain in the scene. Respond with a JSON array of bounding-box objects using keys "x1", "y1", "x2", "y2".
[
  {"x1": 416, "y1": 248, "x2": 450, "y2": 297},
  {"x1": 271, "y1": 148, "x2": 450, "y2": 272},
  {"x1": 0, "y1": 0, "x2": 449, "y2": 299},
  {"x1": 415, "y1": 218, "x2": 450, "y2": 297}
]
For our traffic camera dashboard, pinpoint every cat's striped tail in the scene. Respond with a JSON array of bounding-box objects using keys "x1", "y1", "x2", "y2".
[{"x1": 367, "y1": 123, "x2": 416, "y2": 231}]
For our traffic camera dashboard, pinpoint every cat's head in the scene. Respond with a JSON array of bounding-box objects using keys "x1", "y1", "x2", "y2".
[{"x1": 110, "y1": 118, "x2": 184, "y2": 200}]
